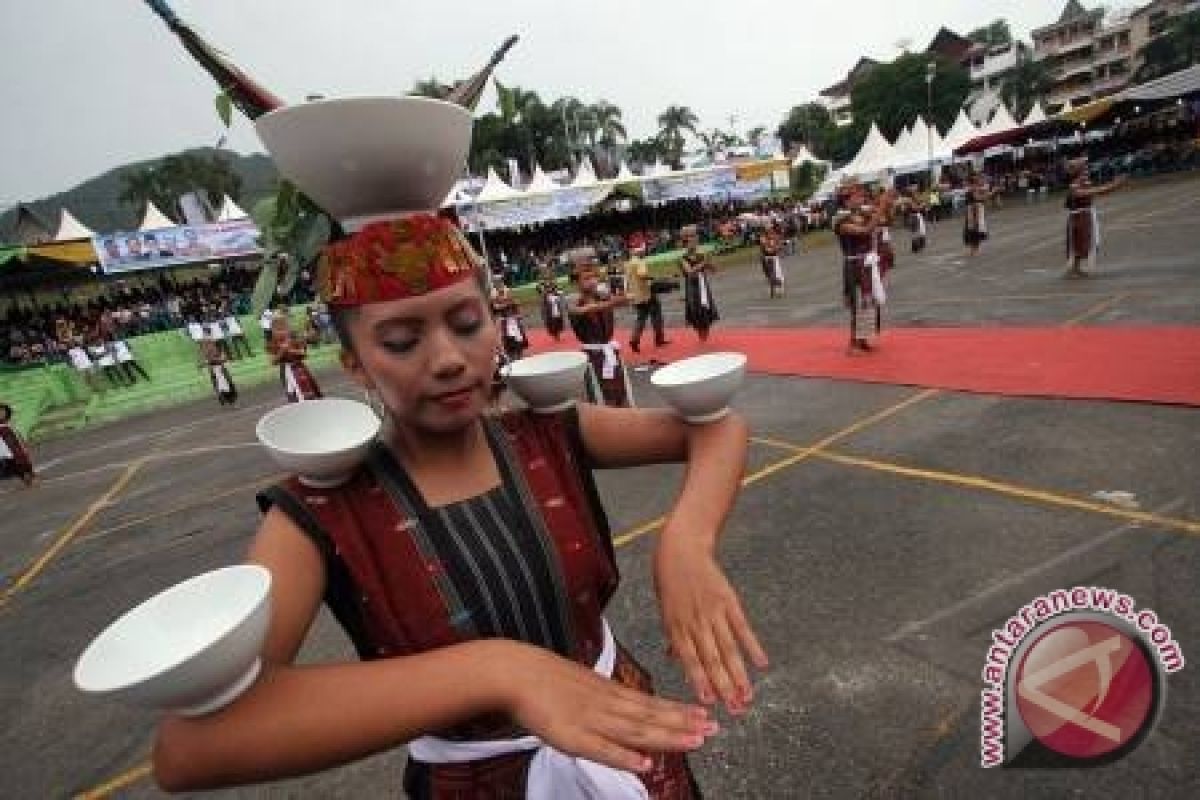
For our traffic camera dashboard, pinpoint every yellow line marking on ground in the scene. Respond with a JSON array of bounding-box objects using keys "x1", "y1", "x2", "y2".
[
  {"x1": 1063, "y1": 293, "x2": 1129, "y2": 327},
  {"x1": 74, "y1": 762, "x2": 154, "y2": 800},
  {"x1": 612, "y1": 388, "x2": 940, "y2": 548},
  {"x1": 1, "y1": 458, "x2": 147, "y2": 610},
  {"x1": 77, "y1": 474, "x2": 285, "y2": 545},
  {"x1": 751, "y1": 436, "x2": 1200, "y2": 537}
]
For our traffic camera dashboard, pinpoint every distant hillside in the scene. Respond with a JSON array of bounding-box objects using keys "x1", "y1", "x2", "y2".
[{"x1": 0, "y1": 148, "x2": 280, "y2": 239}]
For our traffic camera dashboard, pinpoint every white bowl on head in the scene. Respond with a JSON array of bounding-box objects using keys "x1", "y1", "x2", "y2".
[
  {"x1": 74, "y1": 565, "x2": 272, "y2": 717},
  {"x1": 253, "y1": 96, "x2": 473, "y2": 231},
  {"x1": 504, "y1": 350, "x2": 589, "y2": 413},
  {"x1": 650, "y1": 352, "x2": 747, "y2": 423},
  {"x1": 256, "y1": 397, "x2": 381, "y2": 487}
]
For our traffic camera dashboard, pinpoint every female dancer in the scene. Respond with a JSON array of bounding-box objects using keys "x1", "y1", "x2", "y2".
[
  {"x1": 270, "y1": 317, "x2": 322, "y2": 403},
  {"x1": 759, "y1": 224, "x2": 785, "y2": 299},
  {"x1": 834, "y1": 194, "x2": 881, "y2": 353},
  {"x1": 1064, "y1": 159, "x2": 1124, "y2": 278},
  {"x1": 678, "y1": 226, "x2": 719, "y2": 343},
  {"x1": 963, "y1": 174, "x2": 992, "y2": 257},
  {"x1": 0, "y1": 403, "x2": 35, "y2": 487},
  {"x1": 490, "y1": 279, "x2": 529, "y2": 361}
]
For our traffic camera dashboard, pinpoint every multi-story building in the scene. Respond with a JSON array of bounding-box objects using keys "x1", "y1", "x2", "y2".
[
  {"x1": 817, "y1": 58, "x2": 879, "y2": 127},
  {"x1": 1032, "y1": 0, "x2": 1135, "y2": 113},
  {"x1": 1130, "y1": 0, "x2": 1200, "y2": 75},
  {"x1": 926, "y1": 27, "x2": 1031, "y2": 125}
]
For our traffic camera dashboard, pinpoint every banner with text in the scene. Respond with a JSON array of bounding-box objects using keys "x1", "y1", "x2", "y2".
[{"x1": 94, "y1": 219, "x2": 261, "y2": 274}]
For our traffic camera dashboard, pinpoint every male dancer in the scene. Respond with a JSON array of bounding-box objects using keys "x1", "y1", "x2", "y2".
[
  {"x1": 759, "y1": 224, "x2": 785, "y2": 299},
  {"x1": 625, "y1": 240, "x2": 669, "y2": 356},
  {"x1": 834, "y1": 191, "x2": 882, "y2": 353}
]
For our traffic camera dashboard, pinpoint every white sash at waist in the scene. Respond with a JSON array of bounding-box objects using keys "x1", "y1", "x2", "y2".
[
  {"x1": 407, "y1": 620, "x2": 648, "y2": 800},
  {"x1": 581, "y1": 342, "x2": 621, "y2": 380}
]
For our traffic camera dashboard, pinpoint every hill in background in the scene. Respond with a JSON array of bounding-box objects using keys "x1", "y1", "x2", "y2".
[{"x1": 1, "y1": 148, "x2": 279, "y2": 239}]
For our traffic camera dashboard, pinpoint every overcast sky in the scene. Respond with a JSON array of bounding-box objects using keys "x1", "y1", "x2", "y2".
[{"x1": 1, "y1": 0, "x2": 1067, "y2": 206}]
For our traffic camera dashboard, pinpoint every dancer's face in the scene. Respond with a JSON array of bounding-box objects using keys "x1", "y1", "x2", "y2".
[{"x1": 340, "y1": 280, "x2": 498, "y2": 435}]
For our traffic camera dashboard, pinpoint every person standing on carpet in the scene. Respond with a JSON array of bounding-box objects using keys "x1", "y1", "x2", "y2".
[
  {"x1": 569, "y1": 255, "x2": 635, "y2": 406},
  {"x1": 625, "y1": 240, "x2": 670, "y2": 356},
  {"x1": 759, "y1": 224, "x2": 785, "y2": 299},
  {"x1": 0, "y1": 403, "x2": 36, "y2": 488},
  {"x1": 907, "y1": 187, "x2": 928, "y2": 253},
  {"x1": 834, "y1": 196, "x2": 882, "y2": 353},
  {"x1": 490, "y1": 278, "x2": 528, "y2": 361},
  {"x1": 1064, "y1": 158, "x2": 1124, "y2": 279},
  {"x1": 679, "y1": 225, "x2": 719, "y2": 343},
  {"x1": 963, "y1": 174, "x2": 993, "y2": 258}
]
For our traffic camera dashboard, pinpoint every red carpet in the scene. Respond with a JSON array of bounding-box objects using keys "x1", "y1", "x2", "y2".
[{"x1": 526, "y1": 326, "x2": 1200, "y2": 407}]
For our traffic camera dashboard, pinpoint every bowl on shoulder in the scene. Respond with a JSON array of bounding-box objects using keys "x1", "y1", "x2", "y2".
[
  {"x1": 256, "y1": 396, "x2": 381, "y2": 487},
  {"x1": 74, "y1": 565, "x2": 272, "y2": 717},
  {"x1": 650, "y1": 352, "x2": 747, "y2": 423}
]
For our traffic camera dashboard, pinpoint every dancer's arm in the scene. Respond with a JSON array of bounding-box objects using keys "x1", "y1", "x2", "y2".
[
  {"x1": 577, "y1": 405, "x2": 767, "y2": 715},
  {"x1": 152, "y1": 509, "x2": 713, "y2": 791}
]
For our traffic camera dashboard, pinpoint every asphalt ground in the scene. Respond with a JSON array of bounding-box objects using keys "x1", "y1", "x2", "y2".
[{"x1": 2, "y1": 172, "x2": 1199, "y2": 798}]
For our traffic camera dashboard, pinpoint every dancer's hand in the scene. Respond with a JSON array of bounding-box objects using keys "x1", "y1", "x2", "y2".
[
  {"x1": 498, "y1": 641, "x2": 717, "y2": 773},
  {"x1": 653, "y1": 538, "x2": 768, "y2": 715}
]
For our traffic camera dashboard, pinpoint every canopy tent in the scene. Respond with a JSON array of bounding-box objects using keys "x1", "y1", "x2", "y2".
[
  {"x1": 473, "y1": 167, "x2": 520, "y2": 203},
  {"x1": 3, "y1": 204, "x2": 52, "y2": 245},
  {"x1": 216, "y1": 195, "x2": 248, "y2": 221},
  {"x1": 839, "y1": 122, "x2": 897, "y2": 179},
  {"x1": 524, "y1": 164, "x2": 561, "y2": 195},
  {"x1": 790, "y1": 145, "x2": 829, "y2": 168},
  {"x1": 941, "y1": 109, "x2": 981, "y2": 153},
  {"x1": 52, "y1": 209, "x2": 95, "y2": 241},
  {"x1": 569, "y1": 158, "x2": 599, "y2": 188},
  {"x1": 611, "y1": 162, "x2": 638, "y2": 183},
  {"x1": 139, "y1": 202, "x2": 176, "y2": 231},
  {"x1": 890, "y1": 116, "x2": 951, "y2": 174},
  {"x1": 1022, "y1": 102, "x2": 1048, "y2": 126},
  {"x1": 978, "y1": 103, "x2": 1020, "y2": 137}
]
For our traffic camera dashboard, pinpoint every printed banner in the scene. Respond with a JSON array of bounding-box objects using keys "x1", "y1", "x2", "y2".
[{"x1": 94, "y1": 219, "x2": 261, "y2": 274}]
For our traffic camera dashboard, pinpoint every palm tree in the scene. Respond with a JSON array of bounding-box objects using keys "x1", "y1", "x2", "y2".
[
  {"x1": 1001, "y1": 59, "x2": 1052, "y2": 121},
  {"x1": 118, "y1": 168, "x2": 168, "y2": 218},
  {"x1": 1137, "y1": 11, "x2": 1200, "y2": 81},
  {"x1": 747, "y1": 126, "x2": 767, "y2": 151},
  {"x1": 591, "y1": 101, "x2": 626, "y2": 146},
  {"x1": 657, "y1": 105, "x2": 699, "y2": 169}
]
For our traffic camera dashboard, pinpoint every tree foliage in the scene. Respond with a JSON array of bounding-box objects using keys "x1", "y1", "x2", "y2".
[
  {"x1": 1001, "y1": 58, "x2": 1052, "y2": 120},
  {"x1": 657, "y1": 105, "x2": 699, "y2": 168},
  {"x1": 116, "y1": 152, "x2": 242, "y2": 220},
  {"x1": 850, "y1": 52, "x2": 970, "y2": 141},
  {"x1": 968, "y1": 20, "x2": 1013, "y2": 46},
  {"x1": 1137, "y1": 10, "x2": 1200, "y2": 82}
]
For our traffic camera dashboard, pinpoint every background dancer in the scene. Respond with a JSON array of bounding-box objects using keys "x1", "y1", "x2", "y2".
[
  {"x1": 490, "y1": 279, "x2": 528, "y2": 361},
  {"x1": 0, "y1": 403, "x2": 35, "y2": 488},
  {"x1": 569, "y1": 255, "x2": 634, "y2": 406},
  {"x1": 834, "y1": 197, "x2": 881, "y2": 353},
  {"x1": 679, "y1": 225, "x2": 719, "y2": 343},
  {"x1": 1064, "y1": 159, "x2": 1125, "y2": 279},
  {"x1": 270, "y1": 317, "x2": 322, "y2": 403},
  {"x1": 759, "y1": 224, "x2": 785, "y2": 299},
  {"x1": 200, "y1": 339, "x2": 238, "y2": 407},
  {"x1": 907, "y1": 187, "x2": 928, "y2": 253},
  {"x1": 535, "y1": 265, "x2": 565, "y2": 341},
  {"x1": 963, "y1": 174, "x2": 993, "y2": 257}
]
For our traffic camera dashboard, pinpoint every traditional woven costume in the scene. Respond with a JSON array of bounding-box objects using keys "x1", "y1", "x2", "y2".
[
  {"x1": 1065, "y1": 186, "x2": 1099, "y2": 268},
  {"x1": 759, "y1": 229, "x2": 784, "y2": 298},
  {"x1": 568, "y1": 273, "x2": 634, "y2": 408},
  {"x1": 536, "y1": 277, "x2": 566, "y2": 341},
  {"x1": 679, "y1": 232, "x2": 718, "y2": 338},
  {"x1": 202, "y1": 342, "x2": 238, "y2": 407},
  {"x1": 963, "y1": 188, "x2": 989, "y2": 250},
  {"x1": 0, "y1": 405, "x2": 35, "y2": 486},
  {"x1": 491, "y1": 285, "x2": 529, "y2": 361},
  {"x1": 271, "y1": 328, "x2": 322, "y2": 403},
  {"x1": 908, "y1": 198, "x2": 928, "y2": 253},
  {"x1": 835, "y1": 213, "x2": 883, "y2": 348},
  {"x1": 153, "y1": 5, "x2": 700, "y2": 787},
  {"x1": 258, "y1": 215, "x2": 695, "y2": 797}
]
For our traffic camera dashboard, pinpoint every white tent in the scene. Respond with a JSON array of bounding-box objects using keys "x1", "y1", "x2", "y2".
[
  {"x1": 840, "y1": 122, "x2": 897, "y2": 178},
  {"x1": 524, "y1": 164, "x2": 561, "y2": 194},
  {"x1": 890, "y1": 116, "x2": 949, "y2": 173},
  {"x1": 941, "y1": 109, "x2": 982, "y2": 153},
  {"x1": 52, "y1": 209, "x2": 94, "y2": 241},
  {"x1": 647, "y1": 160, "x2": 674, "y2": 177},
  {"x1": 216, "y1": 195, "x2": 248, "y2": 221},
  {"x1": 612, "y1": 162, "x2": 638, "y2": 183},
  {"x1": 474, "y1": 167, "x2": 520, "y2": 203},
  {"x1": 139, "y1": 202, "x2": 176, "y2": 231},
  {"x1": 570, "y1": 158, "x2": 599, "y2": 188},
  {"x1": 1022, "y1": 102, "x2": 1048, "y2": 126},
  {"x1": 790, "y1": 145, "x2": 829, "y2": 168},
  {"x1": 979, "y1": 102, "x2": 1020, "y2": 137}
]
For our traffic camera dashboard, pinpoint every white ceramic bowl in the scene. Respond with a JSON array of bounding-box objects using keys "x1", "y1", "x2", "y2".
[
  {"x1": 504, "y1": 351, "x2": 589, "y2": 413},
  {"x1": 650, "y1": 352, "x2": 747, "y2": 423},
  {"x1": 74, "y1": 565, "x2": 272, "y2": 717},
  {"x1": 254, "y1": 97, "x2": 473, "y2": 231},
  {"x1": 256, "y1": 397, "x2": 381, "y2": 487}
]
